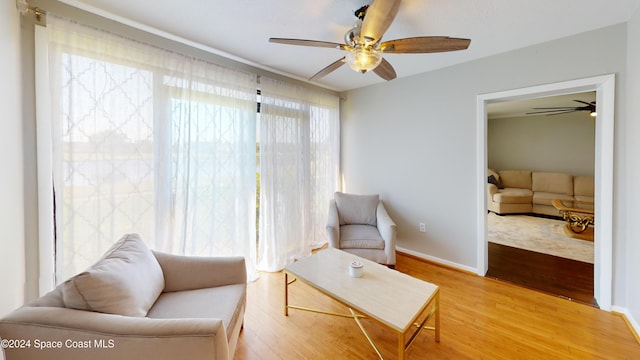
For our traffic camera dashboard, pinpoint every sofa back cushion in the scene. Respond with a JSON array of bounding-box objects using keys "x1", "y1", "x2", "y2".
[
  {"x1": 60, "y1": 233, "x2": 165, "y2": 317},
  {"x1": 498, "y1": 170, "x2": 532, "y2": 189},
  {"x1": 27, "y1": 288, "x2": 65, "y2": 308},
  {"x1": 532, "y1": 172, "x2": 574, "y2": 196},
  {"x1": 574, "y1": 176, "x2": 594, "y2": 196},
  {"x1": 334, "y1": 192, "x2": 379, "y2": 226}
]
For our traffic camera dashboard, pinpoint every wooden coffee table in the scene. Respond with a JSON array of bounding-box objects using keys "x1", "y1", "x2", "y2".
[
  {"x1": 284, "y1": 248, "x2": 439, "y2": 359},
  {"x1": 552, "y1": 199, "x2": 595, "y2": 241}
]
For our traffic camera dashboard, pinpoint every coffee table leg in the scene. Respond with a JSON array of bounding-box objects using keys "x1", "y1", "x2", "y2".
[
  {"x1": 398, "y1": 332, "x2": 405, "y2": 360},
  {"x1": 435, "y1": 289, "x2": 440, "y2": 343},
  {"x1": 349, "y1": 308, "x2": 383, "y2": 360},
  {"x1": 284, "y1": 271, "x2": 289, "y2": 316}
]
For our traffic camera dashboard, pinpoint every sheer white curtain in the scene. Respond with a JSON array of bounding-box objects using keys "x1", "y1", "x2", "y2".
[
  {"x1": 257, "y1": 77, "x2": 340, "y2": 271},
  {"x1": 45, "y1": 16, "x2": 258, "y2": 281}
]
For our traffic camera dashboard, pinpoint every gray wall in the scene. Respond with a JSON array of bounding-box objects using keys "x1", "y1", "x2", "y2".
[
  {"x1": 625, "y1": 8, "x2": 640, "y2": 330},
  {"x1": 0, "y1": 0, "x2": 26, "y2": 316},
  {"x1": 488, "y1": 112, "x2": 596, "y2": 176},
  {"x1": 341, "y1": 23, "x2": 629, "y2": 303}
]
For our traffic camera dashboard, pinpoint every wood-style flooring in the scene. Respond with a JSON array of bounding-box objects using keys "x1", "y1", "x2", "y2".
[
  {"x1": 234, "y1": 251, "x2": 640, "y2": 359},
  {"x1": 486, "y1": 242, "x2": 596, "y2": 307}
]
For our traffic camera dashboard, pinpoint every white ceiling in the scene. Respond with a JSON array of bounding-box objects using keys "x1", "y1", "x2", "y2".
[{"x1": 59, "y1": 0, "x2": 639, "y2": 92}]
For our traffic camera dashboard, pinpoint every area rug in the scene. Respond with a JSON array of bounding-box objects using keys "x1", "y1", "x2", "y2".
[{"x1": 487, "y1": 213, "x2": 594, "y2": 264}]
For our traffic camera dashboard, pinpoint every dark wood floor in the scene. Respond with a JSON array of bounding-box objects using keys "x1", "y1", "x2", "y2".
[{"x1": 486, "y1": 242, "x2": 597, "y2": 307}]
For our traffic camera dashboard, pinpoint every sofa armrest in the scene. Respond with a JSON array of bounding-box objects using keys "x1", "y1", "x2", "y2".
[
  {"x1": 152, "y1": 252, "x2": 246, "y2": 292},
  {"x1": 326, "y1": 199, "x2": 340, "y2": 248},
  {"x1": 0, "y1": 306, "x2": 228, "y2": 360},
  {"x1": 487, "y1": 183, "x2": 498, "y2": 196},
  {"x1": 376, "y1": 201, "x2": 397, "y2": 265}
]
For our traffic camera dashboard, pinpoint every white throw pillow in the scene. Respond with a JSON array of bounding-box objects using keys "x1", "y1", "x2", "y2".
[
  {"x1": 60, "y1": 233, "x2": 165, "y2": 317},
  {"x1": 334, "y1": 192, "x2": 379, "y2": 226}
]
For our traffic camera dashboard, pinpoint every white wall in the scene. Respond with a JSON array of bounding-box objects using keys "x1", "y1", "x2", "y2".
[
  {"x1": 342, "y1": 24, "x2": 629, "y2": 302},
  {"x1": 488, "y1": 112, "x2": 596, "y2": 176},
  {"x1": 625, "y1": 7, "x2": 640, "y2": 330},
  {"x1": 0, "y1": 0, "x2": 26, "y2": 316}
]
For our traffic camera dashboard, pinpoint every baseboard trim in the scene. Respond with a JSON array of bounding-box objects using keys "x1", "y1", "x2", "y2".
[
  {"x1": 612, "y1": 306, "x2": 640, "y2": 345},
  {"x1": 396, "y1": 247, "x2": 478, "y2": 275}
]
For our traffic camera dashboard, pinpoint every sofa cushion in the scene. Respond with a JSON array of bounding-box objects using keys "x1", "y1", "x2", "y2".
[
  {"x1": 498, "y1": 170, "x2": 532, "y2": 189},
  {"x1": 147, "y1": 284, "x2": 246, "y2": 341},
  {"x1": 574, "y1": 176, "x2": 594, "y2": 197},
  {"x1": 28, "y1": 288, "x2": 65, "y2": 308},
  {"x1": 492, "y1": 188, "x2": 533, "y2": 204},
  {"x1": 334, "y1": 192, "x2": 379, "y2": 226},
  {"x1": 532, "y1": 192, "x2": 574, "y2": 206},
  {"x1": 60, "y1": 233, "x2": 165, "y2": 317},
  {"x1": 574, "y1": 195, "x2": 594, "y2": 205},
  {"x1": 339, "y1": 224, "x2": 385, "y2": 249},
  {"x1": 574, "y1": 196, "x2": 595, "y2": 210},
  {"x1": 488, "y1": 169, "x2": 500, "y2": 182},
  {"x1": 532, "y1": 172, "x2": 574, "y2": 195}
]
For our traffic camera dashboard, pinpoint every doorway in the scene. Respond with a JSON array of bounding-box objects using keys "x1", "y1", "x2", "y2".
[
  {"x1": 485, "y1": 91, "x2": 596, "y2": 306},
  {"x1": 475, "y1": 75, "x2": 615, "y2": 311}
]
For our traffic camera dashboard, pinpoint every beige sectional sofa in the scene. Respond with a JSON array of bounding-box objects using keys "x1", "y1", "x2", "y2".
[
  {"x1": 487, "y1": 169, "x2": 594, "y2": 217},
  {"x1": 0, "y1": 234, "x2": 246, "y2": 360}
]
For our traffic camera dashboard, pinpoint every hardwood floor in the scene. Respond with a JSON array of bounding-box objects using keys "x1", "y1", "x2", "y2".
[
  {"x1": 486, "y1": 242, "x2": 596, "y2": 307},
  {"x1": 234, "y1": 252, "x2": 640, "y2": 359}
]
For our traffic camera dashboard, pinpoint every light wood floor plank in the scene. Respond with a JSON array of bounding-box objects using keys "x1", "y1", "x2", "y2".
[{"x1": 235, "y1": 252, "x2": 640, "y2": 359}]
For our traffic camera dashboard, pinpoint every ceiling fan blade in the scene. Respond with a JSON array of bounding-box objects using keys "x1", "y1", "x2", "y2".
[
  {"x1": 373, "y1": 57, "x2": 397, "y2": 81},
  {"x1": 360, "y1": 0, "x2": 401, "y2": 45},
  {"x1": 573, "y1": 99, "x2": 595, "y2": 106},
  {"x1": 309, "y1": 57, "x2": 346, "y2": 81},
  {"x1": 269, "y1": 38, "x2": 348, "y2": 50},
  {"x1": 380, "y1": 37, "x2": 471, "y2": 53},
  {"x1": 531, "y1": 107, "x2": 580, "y2": 110},
  {"x1": 543, "y1": 110, "x2": 581, "y2": 116},
  {"x1": 526, "y1": 109, "x2": 579, "y2": 115}
]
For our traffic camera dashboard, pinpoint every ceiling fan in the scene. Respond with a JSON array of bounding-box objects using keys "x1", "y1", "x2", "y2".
[
  {"x1": 526, "y1": 100, "x2": 597, "y2": 117},
  {"x1": 269, "y1": 0, "x2": 471, "y2": 81}
]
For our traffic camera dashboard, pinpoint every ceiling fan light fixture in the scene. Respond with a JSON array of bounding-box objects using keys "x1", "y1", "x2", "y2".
[
  {"x1": 269, "y1": 0, "x2": 470, "y2": 81},
  {"x1": 345, "y1": 47, "x2": 382, "y2": 73}
]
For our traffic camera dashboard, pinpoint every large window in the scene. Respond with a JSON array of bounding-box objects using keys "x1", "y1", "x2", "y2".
[
  {"x1": 40, "y1": 15, "x2": 339, "y2": 285},
  {"x1": 257, "y1": 77, "x2": 340, "y2": 270},
  {"x1": 56, "y1": 53, "x2": 156, "y2": 278}
]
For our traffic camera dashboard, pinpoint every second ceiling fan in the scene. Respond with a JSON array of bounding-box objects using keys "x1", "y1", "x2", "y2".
[
  {"x1": 526, "y1": 100, "x2": 597, "y2": 116},
  {"x1": 269, "y1": 0, "x2": 471, "y2": 81}
]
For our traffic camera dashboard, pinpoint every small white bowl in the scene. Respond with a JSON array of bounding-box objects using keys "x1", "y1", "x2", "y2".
[{"x1": 349, "y1": 260, "x2": 364, "y2": 278}]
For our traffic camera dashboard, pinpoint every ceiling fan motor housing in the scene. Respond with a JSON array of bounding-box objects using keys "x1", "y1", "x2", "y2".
[{"x1": 344, "y1": 20, "x2": 363, "y2": 47}]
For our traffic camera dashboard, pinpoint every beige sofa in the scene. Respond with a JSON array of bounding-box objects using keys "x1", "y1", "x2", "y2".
[
  {"x1": 0, "y1": 234, "x2": 246, "y2": 360},
  {"x1": 487, "y1": 169, "x2": 594, "y2": 217}
]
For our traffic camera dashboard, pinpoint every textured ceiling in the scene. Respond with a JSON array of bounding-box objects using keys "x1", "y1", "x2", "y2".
[{"x1": 59, "y1": 0, "x2": 639, "y2": 92}]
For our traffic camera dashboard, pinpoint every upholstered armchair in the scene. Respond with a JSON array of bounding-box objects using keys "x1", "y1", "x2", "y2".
[{"x1": 326, "y1": 192, "x2": 397, "y2": 267}]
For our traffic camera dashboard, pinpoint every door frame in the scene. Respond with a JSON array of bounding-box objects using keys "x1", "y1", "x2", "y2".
[{"x1": 475, "y1": 74, "x2": 615, "y2": 311}]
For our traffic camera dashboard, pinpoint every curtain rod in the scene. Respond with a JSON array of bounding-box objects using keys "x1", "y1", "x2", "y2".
[{"x1": 17, "y1": 0, "x2": 46, "y2": 21}]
